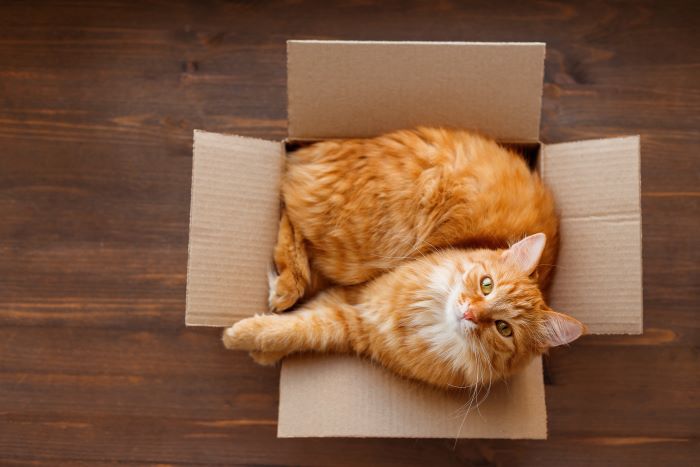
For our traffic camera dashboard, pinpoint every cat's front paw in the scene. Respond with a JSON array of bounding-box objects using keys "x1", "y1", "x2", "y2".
[
  {"x1": 249, "y1": 350, "x2": 286, "y2": 366},
  {"x1": 222, "y1": 319, "x2": 259, "y2": 351}
]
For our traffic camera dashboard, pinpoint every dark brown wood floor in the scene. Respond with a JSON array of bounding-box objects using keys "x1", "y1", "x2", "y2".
[{"x1": 1, "y1": 1, "x2": 698, "y2": 465}]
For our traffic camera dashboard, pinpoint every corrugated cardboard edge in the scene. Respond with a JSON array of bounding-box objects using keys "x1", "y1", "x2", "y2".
[
  {"x1": 185, "y1": 131, "x2": 199, "y2": 325},
  {"x1": 186, "y1": 130, "x2": 284, "y2": 327},
  {"x1": 542, "y1": 135, "x2": 643, "y2": 334},
  {"x1": 287, "y1": 40, "x2": 545, "y2": 142}
]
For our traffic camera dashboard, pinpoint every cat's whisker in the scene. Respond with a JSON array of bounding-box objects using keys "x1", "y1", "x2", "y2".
[
  {"x1": 454, "y1": 384, "x2": 478, "y2": 444},
  {"x1": 469, "y1": 351, "x2": 483, "y2": 408},
  {"x1": 420, "y1": 237, "x2": 448, "y2": 258},
  {"x1": 453, "y1": 352, "x2": 480, "y2": 416},
  {"x1": 421, "y1": 238, "x2": 441, "y2": 255},
  {"x1": 471, "y1": 345, "x2": 487, "y2": 419},
  {"x1": 447, "y1": 383, "x2": 470, "y2": 390},
  {"x1": 449, "y1": 384, "x2": 477, "y2": 417},
  {"x1": 409, "y1": 242, "x2": 429, "y2": 261},
  {"x1": 474, "y1": 339, "x2": 494, "y2": 411},
  {"x1": 451, "y1": 330, "x2": 500, "y2": 440},
  {"x1": 452, "y1": 339, "x2": 489, "y2": 427},
  {"x1": 453, "y1": 378, "x2": 481, "y2": 412},
  {"x1": 454, "y1": 406, "x2": 469, "y2": 448}
]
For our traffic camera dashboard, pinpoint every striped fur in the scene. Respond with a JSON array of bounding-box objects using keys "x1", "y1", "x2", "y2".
[
  {"x1": 269, "y1": 127, "x2": 558, "y2": 312},
  {"x1": 224, "y1": 243, "x2": 584, "y2": 390}
]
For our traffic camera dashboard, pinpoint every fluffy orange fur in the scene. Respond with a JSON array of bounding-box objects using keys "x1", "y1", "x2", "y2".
[
  {"x1": 269, "y1": 127, "x2": 558, "y2": 312},
  {"x1": 222, "y1": 127, "x2": 584, "y2": 389},
  {"x1": 224, "y1": 235, "x2": 584, "y2": 389}
]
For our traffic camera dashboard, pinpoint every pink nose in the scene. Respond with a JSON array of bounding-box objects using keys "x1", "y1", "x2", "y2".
[{"x1": 464, "y1": 309, "x2": 478, "y2": 323}]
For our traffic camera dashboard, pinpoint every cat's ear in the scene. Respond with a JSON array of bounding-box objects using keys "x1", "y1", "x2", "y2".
[
  {"x1": 541, "y1": 310, "x2": 586, "y2": 348},
  {"x1": 503, "y1": 233, "x2": 547, "y2": 276}
]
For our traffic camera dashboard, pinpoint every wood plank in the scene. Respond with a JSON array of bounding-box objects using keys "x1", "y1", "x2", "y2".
[{"x1": 0, "y1": 0, "x2": 697, "y2": 465}]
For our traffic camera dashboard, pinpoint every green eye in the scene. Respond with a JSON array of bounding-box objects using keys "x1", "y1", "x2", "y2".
[
  {"x1": 496, "y1": 320, "x2": 513, "y2": 337},
  {"x1": 480, "y1": 276, "x2": 494, "y2": 295}
]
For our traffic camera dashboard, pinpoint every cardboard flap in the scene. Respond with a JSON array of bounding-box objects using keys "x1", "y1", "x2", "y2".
[
  {"x1": 288, "y1": 41, "x2": 545, "y2": 142},
  {"x1": 278, "y1": 355, "x2": 546, "y2": 439},
  {"x1": 186, "y1": 131, "x2": 283, "y2": 326},
  {"x1": 542, "y1": 136, "x2": 642, "y2": 334}
]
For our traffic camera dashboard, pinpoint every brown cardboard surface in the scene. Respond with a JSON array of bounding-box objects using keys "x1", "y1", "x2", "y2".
[
  {"x1": 288, "y1": 41, "x2": 545, "y2": 142},
  {"x1": 542, "y1": 136, "x2": 642, "y2": 334},
  {"x1": 186, "y1": 131, "x2": 283, "y2": 326},
  {"x1": 278, "y1": 355, "x2": 546, "y2": 439}
]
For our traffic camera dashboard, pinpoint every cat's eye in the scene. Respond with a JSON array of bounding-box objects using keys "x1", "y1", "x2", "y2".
[
  {"x1": 496, "y1": 320, "x2": 513, "y2": 337},
  {"x1": 480, "y1": 276, "x2": 494, "y2": 295}
]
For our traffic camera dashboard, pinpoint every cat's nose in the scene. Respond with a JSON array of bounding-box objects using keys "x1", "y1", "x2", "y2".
[{"x1": 463, "y1": 306, "x2": 478, "y2": 323}]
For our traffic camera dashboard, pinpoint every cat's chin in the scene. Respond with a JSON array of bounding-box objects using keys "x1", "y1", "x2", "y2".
[{"x1": 459, "y1": 318, "x2": 478, "y2": 334}]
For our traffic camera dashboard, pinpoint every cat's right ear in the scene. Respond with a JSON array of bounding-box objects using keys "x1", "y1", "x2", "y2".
[
  {"x1": 502, "y1": 233, "x2": 547, "y2": 276},
  {"x1": 540, "y1": 309, "x2": 586, "y2": 348}
]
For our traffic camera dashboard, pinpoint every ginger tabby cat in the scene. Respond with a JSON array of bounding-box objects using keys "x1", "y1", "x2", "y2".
[
  {"x1": 269, "y1": 127, "x2": 558, "y2": 312},
  {"x1": 223, "y1": 128, "x2": 584, "y2": 389}
]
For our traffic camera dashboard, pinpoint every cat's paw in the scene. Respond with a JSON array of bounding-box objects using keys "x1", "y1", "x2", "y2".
[
  {"x1": 222, "y1": 319, "x2": 259, "y2": 351},
  {"x1": 249, "y1": 350, "x2": 286, "y2": 366},
  {"x1": 268, "y1": 268, "x2": 302, "y2": 313}
]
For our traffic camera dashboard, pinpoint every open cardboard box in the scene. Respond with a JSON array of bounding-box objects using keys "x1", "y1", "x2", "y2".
[{"x1": 186, "y1": 41, "x2": 642, "y2": 439}]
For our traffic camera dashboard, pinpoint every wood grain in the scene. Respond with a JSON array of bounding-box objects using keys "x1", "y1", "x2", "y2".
[{"x1": 0, "y1": 0, "x2": 698, "y2": 465}]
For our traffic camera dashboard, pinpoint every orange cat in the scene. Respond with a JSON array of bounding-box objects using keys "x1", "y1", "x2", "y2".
[
  {"x1": 224, "y1": 234, "x2": 584, "y2": 389},
  {"x1": 269, "y1": 127, "x2": 558, "y2": 312},
  {"x1": 222, "y1": 127, "x2": 582, "y2": 388}
]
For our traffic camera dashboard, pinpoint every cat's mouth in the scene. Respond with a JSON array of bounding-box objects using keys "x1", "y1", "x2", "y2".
[
  {"x1": 460, "y1": 318, "x2": 478, "y2": 333},
  {"x1": 455, "y1": 301, "x2": 478, "y2": 332}
]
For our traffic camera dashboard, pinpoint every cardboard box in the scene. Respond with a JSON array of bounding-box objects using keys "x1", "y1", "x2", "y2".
[{"x1": 186, "y1": 41, "x2": 642, "y2": 439}]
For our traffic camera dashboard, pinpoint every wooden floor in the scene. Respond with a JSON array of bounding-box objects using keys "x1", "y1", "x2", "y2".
[{"x1": 1, "y1": 1, "x2": 698, "y2": 465}]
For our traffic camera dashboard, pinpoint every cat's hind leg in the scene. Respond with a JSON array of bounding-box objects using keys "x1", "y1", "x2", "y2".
[{"x1": 269, "y1": 210, "x2": 311, "y2": 312}]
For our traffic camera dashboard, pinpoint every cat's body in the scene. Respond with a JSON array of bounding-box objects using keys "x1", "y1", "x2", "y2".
[
  {"x1": 271, "y1": 127, "x2": 558, "y2": 312},
  {"x1": 223, "y1": 128, "x2": 584, "y2": 389},
  {"x1": 224, "y1": 235, "x2": 583, "y2": 389}
]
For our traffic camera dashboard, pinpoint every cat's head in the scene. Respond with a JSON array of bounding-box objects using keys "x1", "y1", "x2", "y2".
[{"x1": 441, "y1": 233, "x2": 585, "y2": 382}]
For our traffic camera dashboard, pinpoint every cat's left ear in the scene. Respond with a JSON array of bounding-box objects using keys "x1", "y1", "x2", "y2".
[
  {"x1": 541, "y1": 309, "x2": 586, "y2": 348},
  {"x1": 502, "y1": 233, "x2": 547, "y2": 276}
]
